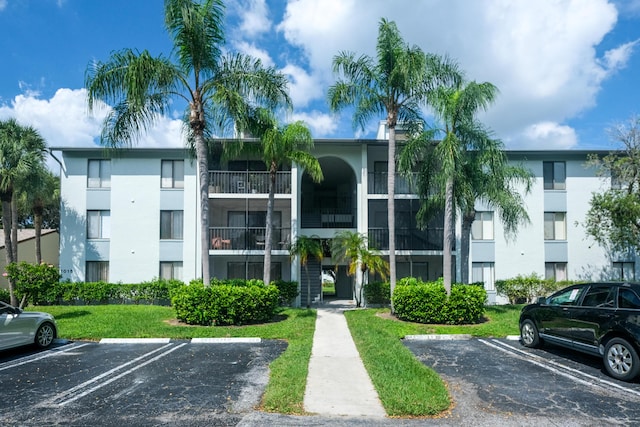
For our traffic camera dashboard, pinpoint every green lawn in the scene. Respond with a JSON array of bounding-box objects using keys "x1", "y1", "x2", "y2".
[{"x1": 31, "y1": 304, "x2": 522, "y2": 416}]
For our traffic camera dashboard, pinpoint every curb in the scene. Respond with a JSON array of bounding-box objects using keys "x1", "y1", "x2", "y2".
[
  {"x1": 98, "y1": 337, "x2": 261, "y2": 344},
  {"x1": 404, "y1": 334, "x2": 473, "y2": 341}
]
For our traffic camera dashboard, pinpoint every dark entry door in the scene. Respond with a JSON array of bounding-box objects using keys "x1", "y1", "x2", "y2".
[{"x1": 335, "y1": 266, "x2": 352, "y2": 299}]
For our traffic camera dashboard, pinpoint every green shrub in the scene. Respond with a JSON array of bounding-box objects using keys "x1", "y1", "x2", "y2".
[
  {"x1": 6, "y1": 262, "x2": 61, "y2": 306},
  {"x1": 393, "y1": 281, "x2": 447, "y2": 323},
  {"x1": 442, "y1": 284, "x2": 487, "y2": 324},
  {"x1": 364, "y1": 281, "x2": 390, "y2": 305},
  {"x1": 272, "y1": 280, "x2": 299, "y2": 306},
  {"x1": 392, "y1": 279, "x2": 486, "y2": 325},
  {"x1": 171, "y1": 280, "x2": 280, "y2": 326},
  {"x1": 0, "y1": 287, "x2": 10, "y2": 304},
  {"x1": 495, "y1": 273, "x2": 576, "y2": 304}
]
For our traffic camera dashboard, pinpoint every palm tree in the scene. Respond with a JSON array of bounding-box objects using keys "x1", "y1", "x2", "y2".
[
  {"x1": 401, "y1": 78, "x2": 500, "y2": 293},
  {"x1": 330, "y1": 230, "x2": 389, "y2": 307},
  {"x1": 289, "y1": 235, "x2": 323, "y2": 308},
  {"x1": 233, "y1": 108, "x2": 324, "y2": 285},
  {"x1": 0, "y1": 118, "x2": 47, "y2": 305},
  {"x1": 85, "y1": 0, "x2": 291, "y2": 286},
  {"x1": 400, "y1": 125, "x2": 533, "y2": 285},
  {"x1": 328, "y1": 18, "x2": 460, "y2": 305},
  {"x1": 17, "y1": 164, "x2": 60, "y2": 264}
]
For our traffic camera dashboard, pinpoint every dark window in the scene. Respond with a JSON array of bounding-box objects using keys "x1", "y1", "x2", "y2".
[
  {"x1": 581, "y1": 286, "x2": 615, "y2": 307},
  {"x1": 160, "y1": 211, "x2": 184, "y2": 240},
  {"x1": 619, "y1": 288, "x2": 640, "y2": 309},
  {"x1": 86, "y1": 261, "x2": 109, "y2": 282},
  {"x1": 543, "y1": 161, "x2": 566, "y2": 190}
]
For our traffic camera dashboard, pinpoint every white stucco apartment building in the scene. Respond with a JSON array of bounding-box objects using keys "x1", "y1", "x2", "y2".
[{"x1": 54, "y1": 137, "x2": 636, "y2": 305}]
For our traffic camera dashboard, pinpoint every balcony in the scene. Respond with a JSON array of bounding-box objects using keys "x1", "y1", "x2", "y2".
[
  {"x1": 368, "y1": 172, "x2": 418, "y2": 195},
  {"x1": 209, "y1": 227, "x2": 291, "y2": 251},
  {"x1": 368, "y1": 227, "x2": 447, "y2": 251},
  {"x1": 301, "y1": 196, "x2": 355, "y2": 228},
  {"x1": 208, "y1": 171, "x2": 291, "y2": 194}
]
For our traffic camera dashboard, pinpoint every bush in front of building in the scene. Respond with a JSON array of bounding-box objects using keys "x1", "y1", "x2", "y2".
[
  {"x1": 171, "y1": 280, "x2": 280, "y2": 326},
  {"x1": 363, "y1": 281, "x2": 391, "y2": 305},
  {"x1": 0, "y1": 287, "x2": 10, "y2": 303},
  {"x1": 392, "y1": 278, "x2": 487, "y2": 325},
  {"x1": 271, "y1": 280, "x2": 299, "y2": 306},
  {"x1": 6, "y1": 262, "x2": 61, "y2": 306},
  {"x1": 495, "y1": 273, "x2": 574, "y2": 304}
]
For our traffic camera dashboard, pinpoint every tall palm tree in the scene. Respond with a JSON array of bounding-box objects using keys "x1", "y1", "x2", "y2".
[
  {"x1": 402, "y1": 78, "x2": 499, "y2": 293},
  {"x1": 85, "y1": 0, "x2": 291, "y2": 286},
  {"x1": 0, "y1": 119, "x2": 47, "y2": 305},
  {"x1": 289, "y1": 234, "x2": 323, "y2": 308},
  {"x1": 17, "y1": 164, "x2": 60, "y2": 264},
  {"x1": 237, "y1": 108, "x2": 323, "y2": 285},
  {"x1": 400, "y1": 124, "x2": 533, "y2": 285},
  {"x1": 330, "y1": 230, "x2": 389, "y2": 307},
  {"x1": 328, "y1": 18, "x2": 460, "y2": 305}
]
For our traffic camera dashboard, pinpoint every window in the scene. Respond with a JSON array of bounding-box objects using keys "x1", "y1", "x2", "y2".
[
  {"x1": 88, "y1": 159, "x2": 111, "y2": 188},
  {"x1": 543, "y1": 161, "x2": 566, "y2": 190},
  {"x1": 160, "y1": 262, "x2": 183, "y2": 280},
  {"x1": 544, "y1": 212, "x2": 566, "y2": 240},
  {"x1": 471, "y1": 212, "x2": 494, "y2": 240},
  {"x1": 545, "y1": 262, "x2": 567, "y2": 281},
  {"x1": 160, "y1": 210, "x2": 183, "y2": 239},
  {"x1": 86, "y1": 261, "x2": 109, "y2": 282},
  {"x1": 87, "y1": 210, "x2": 110, "y2": 239},
  {"x1": 472, "y1": 262, "x2": 495, "y2": 291},
  {"x1": 227, "y1": 262, "x2": 281, "y2": 280},
  {"x1": 581, "y1": 286, "x2": 615, "y2": 307},
  {"x1": 548, "y1": 285, "x2": 584, "y2": 306},
  {"x1": 613, "y1": 262, "x2": 635, "y2": 281},
  {"x1": 619, "y1": 288, "x2": 640, "y2": 309},
  {"x1": 161, "y1": 160, "x2": 184, "y2": 188}
]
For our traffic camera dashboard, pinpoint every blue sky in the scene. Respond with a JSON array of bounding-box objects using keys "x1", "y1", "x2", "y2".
[{"x1": 1, "y1": 0, "x2": 639, "y2": 153}]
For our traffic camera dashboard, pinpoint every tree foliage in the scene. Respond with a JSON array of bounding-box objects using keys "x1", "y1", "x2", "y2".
[{"x1": 585, "y1": 116, "x2": 640, "y2": 253}]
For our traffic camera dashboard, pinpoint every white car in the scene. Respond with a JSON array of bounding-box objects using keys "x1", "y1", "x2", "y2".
[{"x1": 0, "y1": 301, "x2": 57, "y2": 351}]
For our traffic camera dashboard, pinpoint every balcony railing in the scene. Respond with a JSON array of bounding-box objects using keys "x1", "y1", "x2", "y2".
[
  {"x1": 301, "y1": 196, "x2": 354, "y2": 228},
  {"x1": 209, "y1": 227, "x2": 291, "y2": 250},
  {"x1": 208, "y1": 171, "x2": 291, "y2": 194},
  {"x1": 368, "y1": 172, "x2": 418, "y2": 194},
  {"x1": 368, "y1": 227, "x2": 449, "y2": 251}
]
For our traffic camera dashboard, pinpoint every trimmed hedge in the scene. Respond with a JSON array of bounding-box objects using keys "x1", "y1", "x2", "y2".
[
  {"x1": 495, "y1": 273, "x2": 575, "y2": 304},
  {"x1": 170, "y1": 281, "x2": 280, "y2": 326},
  {"x1": 0, "y1": 287, "x2": 9, "y2": 304},
  {"x1": 392, "y1": 279, "x2": 487, "y2": 324},
  {"x1": 364, "y1": 281, "x2": 391, "y2": 305}
]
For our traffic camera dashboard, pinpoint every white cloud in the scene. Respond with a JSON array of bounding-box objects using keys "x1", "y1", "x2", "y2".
[
  {"x1": 234, "y1": 41, "x2": 274, "y2": 67},
  {"x1": 290, "y1": 110, "x2": 338, "y2": 137},
  {"x1": 510, "y1": 121, "x2": 578, "y2": 150},
  {"x1": 234, "y1": 0, "x2": 271, "y2": 37},
  {"x1": 0, "y1": 88, "x2": 185, "y2": 151},
  {"x1": 0, "y1": 0, "x2": 7, "y2": 12},
  {"x1": 281, "y1": 63, "x2": 323, "y2": 107},
  {"x1": 273, "y1": 0, "x2": 625, "y2": 148}
]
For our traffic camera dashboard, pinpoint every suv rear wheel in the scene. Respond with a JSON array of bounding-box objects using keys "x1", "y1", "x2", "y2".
[{"x1": 604, "y1": 337, "x2": 640, "y2": 382}]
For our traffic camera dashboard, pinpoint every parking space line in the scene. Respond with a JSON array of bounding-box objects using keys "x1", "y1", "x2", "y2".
[
  {"x1": 43, "y1": 343, "x2": 176, "y2": 406},
  {"x1": 191, "y1": 337, "x2": 261, "y2": 343},
  {"x1": 100, "y1": 338, "x2": 171, "y2": 344},
  {"x1": 0, "y1": 343, "x2": 91, "y2": 372},
  {"x1": 53, "y1": 342, "x2": 188, "y2": 406},
  {"x1": 479, "y1": 339, "x2": 640, "y2": 398}
]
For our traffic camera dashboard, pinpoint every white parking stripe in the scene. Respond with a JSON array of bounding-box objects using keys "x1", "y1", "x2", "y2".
[
  {"x1": 191, "y1": 337, "x2": 261, "y2": 343},
  {"x1": 479, "y1": 339, "x2": 640, "y2": 398},
  {"x1": 43, "y1": 343, "x2": 175, "y2": 406},
  {"x1": 54, "y1": 343, "x2": 187, "y2": 406},
  {"x1": 0, "y1": 343, "x2": 91, "y2": 372}
]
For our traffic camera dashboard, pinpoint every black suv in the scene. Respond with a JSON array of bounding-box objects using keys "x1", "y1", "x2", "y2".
[{"x1": 519, "y1": 282, "x2": 640, "y2": 381}]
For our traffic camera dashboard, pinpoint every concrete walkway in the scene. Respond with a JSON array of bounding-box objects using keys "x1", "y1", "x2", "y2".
[{"x1": 303, "y1": 300, "x2": 386, "y2": 418}]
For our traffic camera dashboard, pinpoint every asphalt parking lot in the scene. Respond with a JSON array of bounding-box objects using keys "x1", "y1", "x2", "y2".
[
  {"x1": 404, "y1": 337, "x2": 640, "y2": 426},
  {"x1": 0, "y1": 339, "x2": 286, "y2": 426}
]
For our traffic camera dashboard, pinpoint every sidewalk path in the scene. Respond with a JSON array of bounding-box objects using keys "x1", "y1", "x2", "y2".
[{"x1": 303, "y1": 300, "x2": 386, "y2": 418}]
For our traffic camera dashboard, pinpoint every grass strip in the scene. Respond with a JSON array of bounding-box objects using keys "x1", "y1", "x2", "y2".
[
  {"x1": 30, "y1": 305, "x2": 316, "y2": 414},
  {"x1": 344, "y1": 305, "x2": 523, "y2": 416}
]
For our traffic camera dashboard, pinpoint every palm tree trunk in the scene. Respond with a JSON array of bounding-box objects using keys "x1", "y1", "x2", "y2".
[
  {"x1": 11, "y1": 193, "x2": 18, "y2": 262},
  {"x1": 194, "y1": 132, "x2": 210, "y2": 286},
  {"x1": 305, "y1": 265, "x2": 311, "y2": 308},
  {"x1": 460, "y1": 210, "x2": 475, "y2": 284},
  {"x1": 34, "y1": 206, "x2": 43, "y2": 264},
  {"x1": 387, "y1": 124, "x2": 397, "y2": 311},
  {"x1": 443, "y1": 177, "x2": 455, "y2": 294},
  {"x1": 1, "y1": 195, "x2": 15, "y2": 305},
  {"x1": 263, "y1": 167, "x2": 276, "y2": 285}
]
